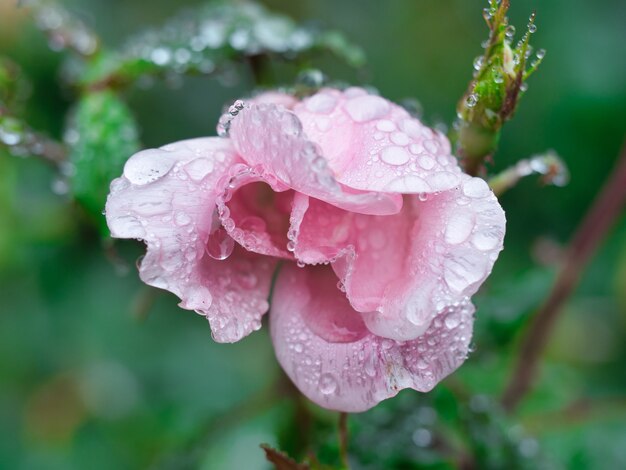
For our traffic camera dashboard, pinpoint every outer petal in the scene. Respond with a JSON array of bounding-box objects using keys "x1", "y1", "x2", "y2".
[
  {"x1": 105, "y1": 137, "x2": 275, "y2": 342},
  {"x1": 289, "y1": 175, "x2": 505, "y2": 341},
  {"x1": 270, "y1": 263, "x2": 474, "y2": 412},
  {"x1": 228, "y1": 102, "x2": 402, "y2": 216},
  {"x1": 294, "y1": 87, "x2": 462, "y2": 194}
]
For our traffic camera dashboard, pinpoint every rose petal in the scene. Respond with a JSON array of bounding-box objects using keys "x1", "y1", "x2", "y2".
[
  {"x1": 214, "y1": 163, "x2": 295, "y2": 259},
  {"x1": 294, "y1": 88, "x2": 462, "y2": 194},
  {"x1": 270, "y1": 263, "x2": 475, "y2": 412},
  {"x1": 289, "y1": 174, "x2": 505, "y2": 341},
  {"x1": 199, "y1": 245, "x2": 275, "y2": 343},
  {"x1": 228, "y1": 102, "x2": 402, "y2": 216},
  {"x1": 105, "y1": 137, "x2": 274, "y2": 342}
]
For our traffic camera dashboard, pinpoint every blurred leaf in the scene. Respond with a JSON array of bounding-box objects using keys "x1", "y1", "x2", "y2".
[
  {"x1": 24, "y1": 0, "x2": 100, "y2": 56},
  {"x1": 0, "y1": 56, "x2": 31, "y2": 111},
  {"x1": 68, "y1": 90, "x2": 139, "y2": 231},
  {"x1": 79, "y1": 0, "x2": 365, "y2": 89}
]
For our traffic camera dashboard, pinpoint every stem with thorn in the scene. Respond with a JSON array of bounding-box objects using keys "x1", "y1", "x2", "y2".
[{"x1": 501, "y1": 141, "x2": 626, "y2": 412}]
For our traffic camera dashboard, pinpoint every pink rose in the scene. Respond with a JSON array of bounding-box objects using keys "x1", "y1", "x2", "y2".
[{"x1": 105, "y1": 88, "x2": 505, "y2": 412}]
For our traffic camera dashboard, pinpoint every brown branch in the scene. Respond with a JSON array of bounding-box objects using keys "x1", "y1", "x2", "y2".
[{"x1": 501, "y1": 140, "x2": 626, "y2": 412}]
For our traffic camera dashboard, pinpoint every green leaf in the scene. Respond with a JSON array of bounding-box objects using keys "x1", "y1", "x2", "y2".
[
  {"x1": 79, "y1": 0, "x2": 365, "y2": 89},
  {"x1": 68, "y1": 90, "x2": 139, "y2": 231},
  {"x1": 24, "y1": 0, "x2": 100, "y2": 57}
]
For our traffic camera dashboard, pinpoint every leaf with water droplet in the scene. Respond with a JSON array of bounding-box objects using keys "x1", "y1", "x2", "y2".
[
  {"x1": 69, "y1": 90, "x2": 140, "y2": 233},
  {"x1": 79, "y1": 1, "x2": 365, "y2": 89}
]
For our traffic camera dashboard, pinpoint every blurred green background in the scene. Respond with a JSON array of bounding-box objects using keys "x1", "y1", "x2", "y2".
[{"x1": 1, "y1": 0, "x2": 625, "y2": 468}]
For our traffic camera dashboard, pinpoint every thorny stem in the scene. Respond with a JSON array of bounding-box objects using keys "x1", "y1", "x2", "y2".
[
  {"x1": 501, "y1": 141, "x2": 626, "y2": 412},
  {"x1": 338, "y1": 412, "x2": 350, "y2": 469}
]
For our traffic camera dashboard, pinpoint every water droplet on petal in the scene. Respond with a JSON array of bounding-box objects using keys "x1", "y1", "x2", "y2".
[
  {"x1": 376, "y1": 120, "x2": 396, "y2": 132},
  {"x1": 471, "y1": 229, "x2": 501, "y2": 251},
  {"x1": 184, "y1": 157, "x2": 214, "y2": 182},
  {"x1": 305, "y1": 93, "x2": 337, "y2": 114},
  {"x1": 109, "y1": 215, "x2": 146, "y2": 238},
  {"x1": 381, "y1": 146, "x2": 410, "y2": 166},
  {"x1": 319, "y1": 373, "x2": 338, "y2": 395},
  {"x1": 206, "y1": 227, "x2": 235, "y2": 260},
  {"x1": 444, "y1": 212, "x2": 475, "y2": 245},
  {"x1": 174, "y1": 211, "x2": 192, "y2": 227},
  {"x1": 344, "y1": 95, "x2": 390, "y2": 122},
  {"x1": 462, "y1": 178, "x2": 490, "y2": 198},
  {"x1": 124, "y1": 149, "x2": 176, "y2": 185},
  {"x1": 444, "y1": 313, "x2": 461, "y2": 329}
]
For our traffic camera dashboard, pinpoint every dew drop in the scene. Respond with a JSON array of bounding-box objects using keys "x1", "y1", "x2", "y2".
[
  {"x1": 381, "y1": 146, "x2": 410, "y2": 166},
  {"x1": 473, "y1": 55, "x2": 484, "y2": 71},
  {"x1": 319, "y1": 373, "x2": 338, "y2": 395},
  {"x1": 124, "y1": 149, "x2": 175, "y2": 185},
  {"x1": 462, "y1": 177, "x2": 490, "y2": 198},
  {"x1": 109, "y1": 215, "x2": 146, "y2": 239},
  {"x1": 444, "y1": 313, "x2": 461, "y2": 329},
  {"x1": 206, "y1": 227, "x2": 235, "y2": 260},
  {"x1": 174, "y1": 211, "x2": 192, "y2": 227},
  {"x1": 505, "y1": 25, "x2": 516, "y2": 39},
  {"x1": 465, "y1": 94, "x2": 478, "y2": 108},
  {"x1": 390, "y1": 132, "x2": 410, "y2": 146},
  {"x1": 344, "y1": 95, "x2": 390, "y2": 122},
  {"x1": 305, "y1": 93, "x2": 337, "y2": 114},
  {"x1": 184, "y1": 157, "x2": 214, "y2": 182},
  {"x1": 376, "y1": 119, "x2": 396, "y2": 132}
]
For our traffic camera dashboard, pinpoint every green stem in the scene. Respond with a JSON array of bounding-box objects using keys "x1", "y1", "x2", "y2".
[
  {"x1": 458, "y1": 121, "x2": 498, "y2": 176},
  {"x1": 338, "y1": 412, "x2": 350, "y2": 469}
]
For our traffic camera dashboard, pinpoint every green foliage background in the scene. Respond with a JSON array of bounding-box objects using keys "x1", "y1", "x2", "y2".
[{"x1": 1, "y1": 0, "x2": 625, "y2": 468}]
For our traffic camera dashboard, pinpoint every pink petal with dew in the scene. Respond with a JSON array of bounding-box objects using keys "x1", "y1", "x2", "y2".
[
  {"x1": 270, "y1": 263, "x2": 475, "y2": 412},
  {"x1": 105, "y1": 137, "x2": 275, "y2": 342},
  {"x1": 289, "y1": 174, "x2": 505, "y2": 341},
  {"x1": 214, "y1": 163, "x2": 295, "y2": 259},
  {"x1": 228, "y1": 102, "x2": 402, "y2": 216},
  {"x1": 294, "y1": 87, "x2": 463, "y2": 194}
]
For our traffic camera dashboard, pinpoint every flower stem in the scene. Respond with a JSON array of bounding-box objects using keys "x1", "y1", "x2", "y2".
[
  {"x1": 338, "y1": 412, "x2": 350, "y2": 469},
  {"x1": 501, "y1": 141, "x2": 626, "y2": 412}
]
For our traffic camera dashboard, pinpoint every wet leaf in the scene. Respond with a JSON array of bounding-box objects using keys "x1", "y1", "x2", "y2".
[
  {"x1": 68, "y1": 90, "x2": 139, "y2": 231},
  {"x1": 79, "y1": 0, "x2": 365, "y2": 89}
]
